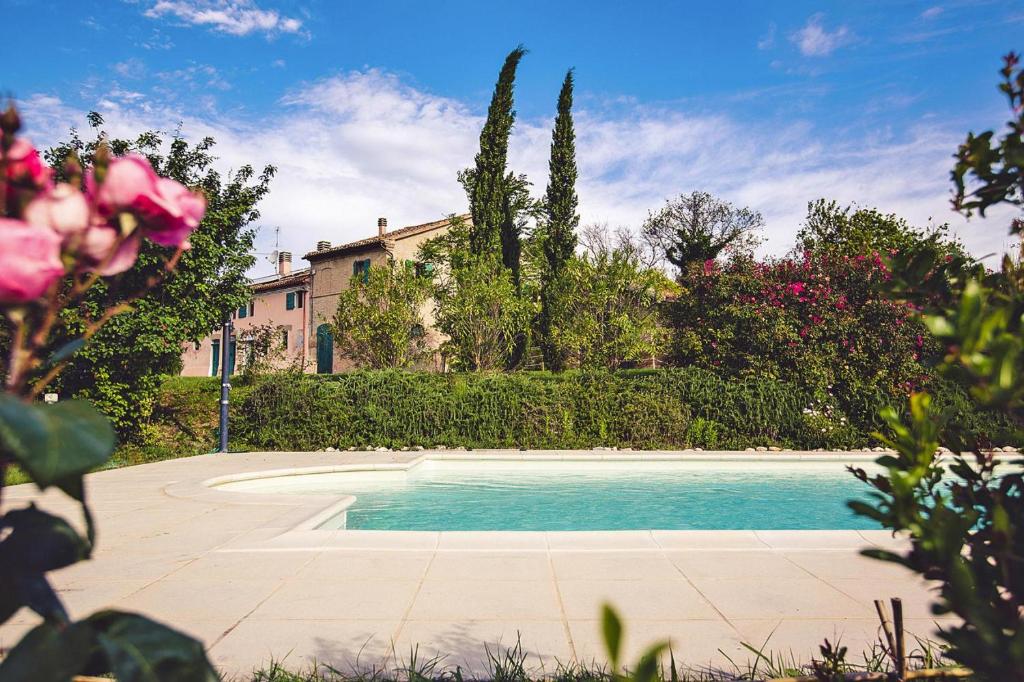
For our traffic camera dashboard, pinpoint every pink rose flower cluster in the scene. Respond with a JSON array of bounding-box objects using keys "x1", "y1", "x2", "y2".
[{"x1": 0, "y1": 131, "x2": 205, "y2": 304}]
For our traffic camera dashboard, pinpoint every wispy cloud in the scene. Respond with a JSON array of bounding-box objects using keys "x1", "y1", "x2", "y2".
[
  {"x1": 17, "y1": 69, "x2": 1016, "y2": 277},
  {"x1": 791, "y1": 13, "x2": 853, "y2": 57},
  {"x1": 143, "y1": 0, "x2": 305, "y2": 37},
  {"x1": 757, "y1": 23, "x2": 777, "y2": 50},
  {"x1": 921, "y1": 6, "x2": 944, "y2": 19}
]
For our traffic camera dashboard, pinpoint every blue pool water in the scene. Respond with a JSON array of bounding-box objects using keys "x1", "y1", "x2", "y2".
[{"x1": 291, "y1": 461, "x2": 881, "y2": 531}]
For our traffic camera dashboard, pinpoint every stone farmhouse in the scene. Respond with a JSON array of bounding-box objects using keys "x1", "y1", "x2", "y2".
[{"x1": 180, "y1": 214, "x2": 461, "y2": 376}]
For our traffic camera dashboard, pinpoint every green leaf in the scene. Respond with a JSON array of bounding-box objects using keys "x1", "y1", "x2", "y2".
[
  {"x1": 0, "y1": 396, "x2": 114, "y2": 499},
  {"x1": 88, "y1": 610, "x2": 219, "y2": 682},
  {"x1": 0, "y1": 504, "x2": 91, "y2": 573},
  {"x1": 0, "y1": 620, "x2": 97, "y2": 682},
  {"x1": 601, "y1": 603, "x2": 623, "y2": 667},
  {"x1": 632, "y1": 642, "x2": 669, "y2": 682}
]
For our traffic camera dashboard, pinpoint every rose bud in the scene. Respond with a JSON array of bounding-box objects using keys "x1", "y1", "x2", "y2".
[
  {"x1": 0, "y1": 218, "x2": 65, "y2": 302},
  {"x1": 79, "y1": 224, "x2": 141, "y2": 276},
  {"x1": 23, "y1": 183, "x2": 91, "y2": 237}
]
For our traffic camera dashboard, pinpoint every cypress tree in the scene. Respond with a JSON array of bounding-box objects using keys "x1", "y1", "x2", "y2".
[
  {"x1": 467, "y1": 46, "x2": 526, "y2": 257},
  {"x1": 540, "y1": 69, "x2": 579, "y2": 371}
]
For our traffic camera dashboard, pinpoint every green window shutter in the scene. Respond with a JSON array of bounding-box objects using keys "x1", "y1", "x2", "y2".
[
  {"x1": 286, "y1": 292, "x2": 295, "y2": 310},
  {"x1": 424, "y1": 263, "x2": 434, "y2": 276},
  {"x1": 238, "y1": 306, "x2": 247, "y2": 319}
]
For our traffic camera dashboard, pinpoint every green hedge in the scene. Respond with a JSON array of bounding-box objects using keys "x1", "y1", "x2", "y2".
[{"x1": 230, "y1": 368, "x2": 1020, "y2": 451}]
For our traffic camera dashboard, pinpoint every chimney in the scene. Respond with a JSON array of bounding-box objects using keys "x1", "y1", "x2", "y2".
[
  {"x1": 277, "y1": 251, "x2": 292, "y2": 276},
  {"x1": 316, "y1": 240, "x2": 331, "y2": 251},
  {"x1": 378, "y1": 217, "x2": 387, "y2": 237}
]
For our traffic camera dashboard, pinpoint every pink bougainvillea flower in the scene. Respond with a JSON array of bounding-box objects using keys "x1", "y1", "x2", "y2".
[
  {"x1": 2, "y1": 136, "x2": 51, "y2": 188},
  {"x1": 23, "y1": 183, "x2": 91, "y2": 237},
  {"x1": 92, "y1": 154, "x2": 205, "y2": 248},
  {"x1": 0, "y1": 218, "x2": 65, "y2": 302},
  {"x1": 80, "y1": 224, "x2": 141, "y2": 276}
]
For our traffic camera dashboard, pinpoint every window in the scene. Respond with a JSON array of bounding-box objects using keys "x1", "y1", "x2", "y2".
[
  {"x1": 296, "y1": 291, "x2": 304, "y2": 308},
  {"x1": 286, "y1": 292, "x2": 295, "y2": 310},
  {"x1": 352, "y1": 259, "x2": 370, "y2": 283},
  {"x1": 237, "y1": 305, "x2": 247, "y2": 319},
  {"x1": 249, "y1": 301, "x2": 255, "y2": 317},
  {"x1": 416, "y1": 262, "x2": 435, "y2": 278},
  {"x1": 281, "y1": 330, "x2": 289, "y2": 349},
  {"x1": 211, "y1": 340, "x2": 220, "y2": 376}
]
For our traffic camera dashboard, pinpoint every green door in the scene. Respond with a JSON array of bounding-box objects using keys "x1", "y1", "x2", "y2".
[
  {"x1": 316, "y1": 324, "x2": 333, "y2": 374},
  {"x1": 227, "y1": 339, "x2": 237, "y2": 375},
  {"x1": 211, "y1": 340, "x2": 220, "y2": 376}
]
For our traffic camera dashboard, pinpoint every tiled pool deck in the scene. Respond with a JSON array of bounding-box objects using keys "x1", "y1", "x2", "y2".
[{"x1": 1, "y1": 451, "x2": 951, "y2": 678}]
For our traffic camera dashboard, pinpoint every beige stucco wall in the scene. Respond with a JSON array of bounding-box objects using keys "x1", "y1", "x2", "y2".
[
  {"x1": 180, "y1": 282, "x2": 310, "y2": 377},
  {"x1": 306, "y1": 224, "x2": 448, "y2": 373}
]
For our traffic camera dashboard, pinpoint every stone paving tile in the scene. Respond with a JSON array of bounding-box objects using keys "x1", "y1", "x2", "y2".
[
  {"x1": 426, "y1": 553, "x2": 552, "y2": 581},
  {"x1": 293, "y1": 550, "x2": 433, "y2": 582},
  {"x1": 394, "y1": 619, "x2": 572, "y2": 677},
  {"x1": 822, "y1": 578, "x2": 947, "y2": 620},
  {"x1": 163, "y1": 549, "x2": 320, "y2": 583},
  {"x1": 117, "y1": 577, "x2": 285, "y2": 623},
  {"x1": 781, "y1": 550, "x2": 918, "y2": 582},
  {"x1": 408, "y1": 580, "x2": 563, "y2": 621},
  {"x1": 209, "y1": 619, "x2": 401, "y2": 677},
  {"x1": 690, "y1": 578, "x2": 874, "y2": 621},
  {"x1": 666, "y1": 551, "x2": 808, "y2": 581},
  {"x1": 254, "y1": 579, "x2": 421, "y2": 621},
  {"x1": 56, "y1": 578, "x2": 155, "y2": 616},
  {"x1": 551, "y1": 553, "x2": 682, "y2": 581},
  {"x1": 557, "y1": 579, "x2": 722, "y2": 621},
  {"x1": 652, "y1": 530, "x2": 767, "y2": 550},
  {"x1": 567, "y1": 619, "x2": 746, "y2": 672}
]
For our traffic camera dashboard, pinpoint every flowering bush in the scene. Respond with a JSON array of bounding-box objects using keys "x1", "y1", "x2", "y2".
[
  {"x1": 668, "y1": 249, "x2": 944, "y2": 440},
  {"x1": 0, "y1": 106, "x2": 217, "y2": 679}
]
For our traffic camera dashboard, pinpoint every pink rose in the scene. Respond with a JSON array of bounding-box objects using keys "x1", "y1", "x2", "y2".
[
  {"x1": 0, "y1": 218, "x2": 65, "y2": 302},
  {"x1": 80, "y1": 225, "x2": 141, "y2": 276},
  {"x1": 23, "y1": 183, "x2": 91, "y2": 237},
  {"x1": 3, "y1": 137, "x2": 51, "y2": 188},
  {"x1": 93, "y1": 155, "x2": 205, "y2": 247}
]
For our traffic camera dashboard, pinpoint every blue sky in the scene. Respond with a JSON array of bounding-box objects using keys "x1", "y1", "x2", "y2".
[{"x1": 3, "y1": 0, "x2": 1023, "y2": 274}]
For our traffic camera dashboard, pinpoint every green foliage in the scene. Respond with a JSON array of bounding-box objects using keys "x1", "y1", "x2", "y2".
[
  {"x1": 796, "y1": 199, "x2": 965, "y2": 262},
  {"x1": 641, "y1": 192, "x2": 764, "y2": 271},
  {"x1": 539, "y1": 69, "x2": 580, "y2": 371},
  {"x1": 432, "y1": 256, "x2": 533, "y2": 371},
  {"x1": 548, "y1": 248, "x2": 672, "y2": 370},
  {"x1": 849, "y1": 53, "x2": 1024, "y2": 681},
  {"x1": 230, "y1": 367, "x2": 968, "y2": 451},
  {"x1": 44, "y1": 113, "x2": 273, "y2": 438},
  {"x1": 465, "y1": 46, "x2": 526, "y2": 258},
  {"x1": 332, "y1": 261, "x2": 431, "y2": 369},
  {"x1": 952, "y1": 52, "x2": 1024, "y2": 218},
  {"x1": 601, "y1": 605, "x2": 667, "y2": 682}
]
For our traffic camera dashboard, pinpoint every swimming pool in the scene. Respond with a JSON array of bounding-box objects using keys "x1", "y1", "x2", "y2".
[{"x1": 215, "y1": 458, "x2": 883, "y2": 531}]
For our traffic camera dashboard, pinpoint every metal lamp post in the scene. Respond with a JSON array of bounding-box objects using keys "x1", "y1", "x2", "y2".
[{"x1": 218, "y1": 316, "x2": 232, "y2": 453}]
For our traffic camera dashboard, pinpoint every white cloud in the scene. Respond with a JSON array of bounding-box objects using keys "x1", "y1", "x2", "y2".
[
  {"x1": 16, "y1": 70, "x2": 1018, "y2": 278},
  {"x1": 143, "y1": 0, "x2": 305, "y2": 37},
  {"x1": 921, "y1": 6, "x2": 944, "y2": 19},
  {"x1": 757, "y1": 23, "x2": 776, "y2": 50},
  {"x1": 791, "y1": 13, "x2": 852, "y2": 57}
]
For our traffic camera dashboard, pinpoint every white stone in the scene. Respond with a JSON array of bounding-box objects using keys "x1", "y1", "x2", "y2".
[
  {"x1": 744, "y1": 447, "x2": 755, "y2": 452},
  {"x1": 755, "y1": 446, "x2": 768, "y2": 452}
]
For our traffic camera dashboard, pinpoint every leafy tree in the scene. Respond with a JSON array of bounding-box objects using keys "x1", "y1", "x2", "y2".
[
  {"x1": 849, "y1": 53, "x2": 1024, "y2": 680},
  {"x1": 641, "y1": 191, "x2": 764, "y2": 272},
  {"x1": 548, "y1": 228, "x2": 674, "y2": 370},
  {"x1": 464, "y1": 46, "x2": 526, "y2": 261},
  {"x1": 432, "y1": 255, "x2": 532, "y2": 371},
  {"x1": 539, "y1": 69, "x2": 580, "y2": 371},
  {"x1": 797, "y1": 199, "x2": 965, "y2": 261},
  {"x1": 42, "y1": 113, "x2": 273, "y2": 437},
  {"x1": 331, "y1": 260, "x2": 431, "y2": 369}
]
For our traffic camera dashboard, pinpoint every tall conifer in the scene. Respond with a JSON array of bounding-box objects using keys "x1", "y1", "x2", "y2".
[
  {"x1": 540, "y1": 69, "x2": 579, "y2": 370},
  {"x1": 467, "y1": 46, "x2": 526, "y2": 257}
]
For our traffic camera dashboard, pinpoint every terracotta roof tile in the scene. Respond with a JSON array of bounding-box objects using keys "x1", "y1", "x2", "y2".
[{"x1": 303, "y1": 214, "x2": 469, "y2": 261}]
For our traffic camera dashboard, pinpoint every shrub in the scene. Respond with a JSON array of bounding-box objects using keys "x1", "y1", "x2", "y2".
[{"x1": 229, "y1": 367, "x2": 1015, "y2": 451}]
